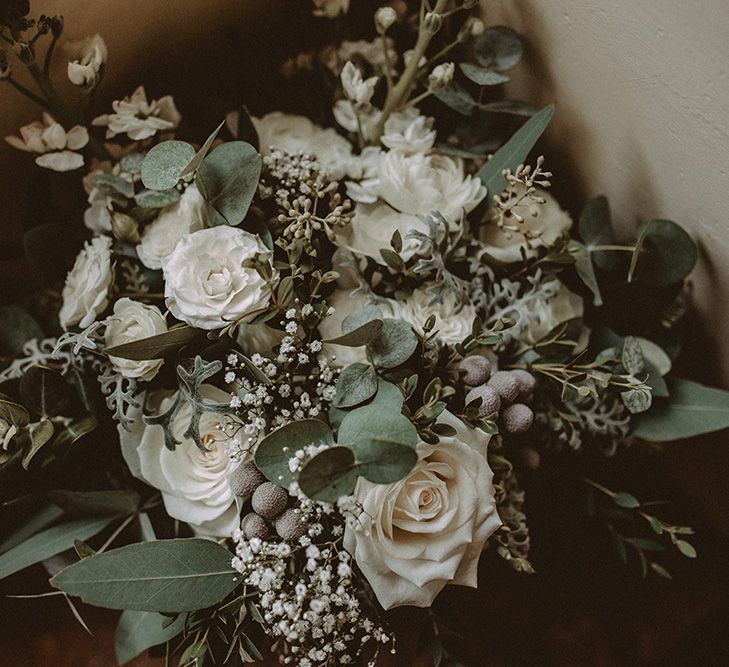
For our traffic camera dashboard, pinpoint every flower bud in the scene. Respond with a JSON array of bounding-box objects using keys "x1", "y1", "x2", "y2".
[
  {"x1": 375, "y1": 6, "x2": 397, "y2": 34},
  {"x1": 423, "y1": 11, "x2": 443, "y2": 35},
  {"x1": 458, "y1": 16, "x2": 484, "y2": 41},
  {"x1": 428, "y1": 62, "x2": 454, "y2": 91},
  {"x1": 50, "y1": 15, "x2": 64, "y2": 38},
  {"x1": 111, "y1": 212, "x2": 141, "y2": 244},
  {"x1": 251, "y1": 481, "x2": 288, "y2": 519}
]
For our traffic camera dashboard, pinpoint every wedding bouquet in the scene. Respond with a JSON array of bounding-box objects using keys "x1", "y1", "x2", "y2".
[{"x1": 1, "y1": 1, "x2": 728, "y2": 665}]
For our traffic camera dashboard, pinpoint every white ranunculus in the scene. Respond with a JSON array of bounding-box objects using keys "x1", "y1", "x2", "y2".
[
  {"x1": 105, "y1": 298, "x2": 168, "y2": 381},
  {"x1": 480, "y1": 186, "x2": 573, "y2": 263},
  {"x1": 333, "y1": 100, "x2": 381, "y2": 145},
  {"x1": 253, "y1": 111, "x2": 355, "y2": 180},
  {"x1": 341, "y1": 61, "x2": 378, "y2": 108},
  {"x1": 379, "y1": 149, "x2": 485, "y2": 221},
  {"x1": 344, "y1": 410, "x2": 500, "y2": 609},
  {"x1": 335, "y1": 201, "x2": 428, "y2": 264},
  {"x1": 92, "y1": 86, "x2": 181, "y2": 141},
  {"x1": 162, "y1": 226, "x2": 275, "y2": 330},
  {"x1": 400, "y1": 286, "x2": 476, "y2": 345},
  {"x1": 318, "y1": 289, "x2": 399, "y2": 366},
  {"x1": 381, "y1": 107, "x2": 436, "y2": 154},
  {"x1": 119, "y1": 386, "x2": 241, "y2": 538},
  {"x1": 67, "y1": 34, "x2": 107, "y2": 87},
  {"x1": 137, "y1": 185, "x2": 206, "y2": 270},
  {"x1": 59, "y1": 236, "x2": 114, "y2": 330},
  {"x1": 517, "y1": 283, "x2": 588, "y2": 350}
]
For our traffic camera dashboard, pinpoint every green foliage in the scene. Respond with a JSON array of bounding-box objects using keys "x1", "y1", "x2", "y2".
[
  {"x1": 333, "y1": 362, "x2": 378, "y2": 408},
  {"x1": 0, "y1": 516, "x2": 113, "y2": 580},
  {"x1": 134, "y1": 187, "x2": 181, "y2": 209},
  {"x1": 47, "y1": 490, "x2": 141, "y2": 517},
  {"x1": 633, "y1": 377, "x2": 729, "y2": 441},
  {"x1": 195, "y1": 141, "x2": 261, "y2": 226},
  {"x1": 115, "y1": 610, "x2": 186, "y2": 665},
  {"x1": 91, "y1": 173, "x2": 134, "y2": 199},
  {"x1": 179, "y1": 120, "x2": 225, "y2": 178},
  {"x1": 140, "y1": 140, "x2": 196, "y2": 191},
  {"x1": 629, "y1": 219, "x2": 698, "y2": 287},
  {"x1": 473, "y1": 26, "x2": 524, "y2": 71},
  {"x1": 298, "y1": 446, "x2": 359, "y2": 503},
  {"x1": 329, "y1": 379, "x2": 404, "y2": 429},
  {"x1": 459, "y1": 62, "x2": 510, "y2": 86},
  {"x1": 19, "y1": 364, "x2": 68, "y2": 417},
  {"x1": 569, "y1": 241, "x2": 603, "y2": 306},
  {"x1": 0, "y1": 503, "x2": 63, "y2": 555},
  {"x1": 105, "y1": 325, "x2": 200, "y2": 360},
  {"x1": 0, "y1": 305, "x2": 42, "y2": 356},
  {"x1": 323, "y1": 318, "x2": 383, "y2": 347},
  {"x1": 51, "y1": 539, "x2": 239, "y2": 612},
  {"x1": 477, "y1": 104, "x2": 555, "y2": 206},
  {"x1": 369, "y1": 319, "x2": 419, "y2": 368}
]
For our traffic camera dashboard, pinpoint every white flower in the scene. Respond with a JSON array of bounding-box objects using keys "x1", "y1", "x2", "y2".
[
  {"x1": 344, "y1": 410, "x2": 500, "y2": 609},
  {"x1": 375, "y1": 7, "x2": 397, "y2": 33},
  {"x1": 162, "y1": 226, "x2": 276, "y2": 330},
  {"x1": 345, "y1": 146, "x2": 381, "y2": 203},
  {"x1": 82, "y1": 164, "x2": 114, "y2": 233},
  {"x1": 333, "y1": 100, "x2": 381, "y2": 145},
  {"x1": 341, "y1": 61, "x2": 378, "y2": 108},
  {"x1": 67, "y1": 34, "x2": 107, "y2": 87},
  {"x1": 253, "y1": 111, "x2": 355, "y2": 180},
  {"x1": 312, "y1": 0, "x2": 350, "y2": 18},
  {"x1": 516, "y1": 283, "x2": 587, "y2": 350},
  {"x1": 428, "y1": 62, "x2": 454, "y2": 91},
  {"x1": 400, "y1": 286, "x2": 476, "y2": 345},
  {"x1": 480, "y1": 186, "x2": 573, "y2": 263},
  {"x1": 59, "y1": 236, "x2": 113, "y2": 330},
  {"x1": 379, "y1": 149, "x2": 486, "y2": 221},
  {"x1": 92, "y1": 86, "x2": 181, "y2": 141},
  {"x1": 381, "y1": 107, "x2": 436, "y2": 154},
  {"x1": 105, "y1": 298, "x2": 168, "y2": 381},
  {"x1": 5, "y1": 112, "x2": 88, "y2": 172},
  {"x1": 119, "y1": 386, "x2": 240, "y2": 538},
  {"x1": 137, "y1": 185, "x2": 206, "y2": 270},
  {"x1": 334, "y1": 201, "x2": 428, "y2": 264}
]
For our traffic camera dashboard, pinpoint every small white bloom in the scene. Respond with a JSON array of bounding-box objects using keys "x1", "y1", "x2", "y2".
[
  {"x1": 381, "y1": 107, "x2": 436, "y2": 154},
  {"x1": 105, "y1": 298, "x2": 168, "y2": 381},
  {"x1": 58, "y1": 236, "x2": 113, "y2": 330},
  {"x1": 400, "y1": 286, "x2": 476, "y2": 346},
  {"x1": 333, "y1": 100, "x2": 381, "y2": 146},
  {"x1": 375, "y1": 6, "x2": 397, "y2": 34},
  {"x1": 162, "y1": 226, "x2": 276, "y2": 330},
  {"x1": 66, "y1": 34, "x2": 107, "y2": 88},
  {"x1": 428, "y1": 62, "x2": 455, "y2": 91},
  {"x1": 137, "y1": 185, "x2": 206, "y2": 270},
  {"x1": 312, "y1": 0, "x2": 350, "y2": 18},
  {"x1": 5, "y1": 112, "x2": 88, "y2": 172},
  {"x1": 92, "y1": 86, "x2": 181, "y2": 141},
  {"x1": 340, "y1": 61, "x2": 378, "y2": 108}
]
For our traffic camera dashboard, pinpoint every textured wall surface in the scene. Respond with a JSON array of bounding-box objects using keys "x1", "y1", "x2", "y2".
[{"x1": 486, "y1": 0, "x2": 729, "y2": 386}]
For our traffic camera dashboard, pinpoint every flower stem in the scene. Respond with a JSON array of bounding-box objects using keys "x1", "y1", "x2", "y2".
[{"x1": 3, "y1": 76, "x2": 49, "y2": 109}]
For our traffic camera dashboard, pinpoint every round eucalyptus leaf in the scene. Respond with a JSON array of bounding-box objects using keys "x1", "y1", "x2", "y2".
[
  {"x1": 338, "y1": 405, "x2": 417, "y2": 450},
  {"x1": 333, "y1": 363, "x2": 378, "y2": 408},
  {"x1": 632, "y1": 219, "x2": 697, "y2": 287},
  {"x1": 140, "y1": 141, "x2": 196, "y2": 191},
  {"x1": 135, "y1": 188, "x2": 181, "y2": 209},
  {"x1": 368, "y1": 319, "x2": 418, "y2": 369},
  {"x1": 459, "y1": 62, "x2": 510, "y2": 86},
  {"x1": 298, "y1": 446, "x2": 358, "y2": 503},
  {"x1": 473, "y1": 26, "x2": 523, "y2": 71}
]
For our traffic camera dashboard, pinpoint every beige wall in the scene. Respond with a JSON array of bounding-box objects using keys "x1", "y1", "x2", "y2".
[{"x1": 487, "y1": 0, "x2": 729, "y2": 387}]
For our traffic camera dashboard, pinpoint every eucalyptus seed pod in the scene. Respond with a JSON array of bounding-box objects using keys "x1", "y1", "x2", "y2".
[
  {"x1": 502, "y1": 403, "x2": 534, "y2": 434},
  {"x1": 229, "y1": 461, "x2": 267, "y2": 499},
  {"x1": 460, "y1": 355, "x2": 492, "y2": 386},
  {"x1": 487, "y1": 371, "x2": 520, "y2": 403},
  {"x1": 241, "y1": 512, "x2": 270, "y2": 540},
  {"x1": 275, "y1": 508, "x2": 309, "y2": 542},
  {"x1": 465, "y1": 384, "x2": 501, "y2": 417},
  {"x1": 251, "y1": 482, "x2": 288, "y2": 519}
]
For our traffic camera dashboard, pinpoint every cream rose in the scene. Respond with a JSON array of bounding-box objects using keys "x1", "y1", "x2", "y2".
[
  {"x1": 400, "y1": 286, "x2": 476, "y2": 346},
  {"x1": 480, "y1": 186, "x2": 572, "y2": 263},
  {"x1": 162, "y1": 226, "x2": 275, "y2": 330},
  {"x1": 59, "y1": 235, "x2": 114, "y2": 330},
  {"x1": 344, "y1": 411, "x2": 501, "y2": 609},
  {"x1": 379, "y1": 149, "x2": 485, "y2": 221},
  {"x1": 137, "y1": 185, "x2": 206, "y2": 270},
  {"x1": 119, "y1": 386, "x2": 241, "y2": 538},
  {"x1": 253, "y1": 111, "x2": 355, "y2": 180},
  {"x1": 105, "y1": 298, "x2": 168, "y2": 381}
]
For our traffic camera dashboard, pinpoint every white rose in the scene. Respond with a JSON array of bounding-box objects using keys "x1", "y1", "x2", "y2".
[
  {"x1": 162, "y1": 226, "x2": 276, "y2": 330},
  {"x1": 400, "y1": 286, "x2": 476, "y2": 345},
  {"x1": 253, "y1": 111, "x2": 355, "y2": 180},
  {"x1": 381, "y1": 107, "x2": 436, "y2": 154},
  {"x1": 480, "y1": 186, "x2": 573, "y2": 263},
  {"x1": 379, "y1": 149, "x2": 485, "y2": 221},
  {"x1": 335, "y1": 201, "x2": 428, "y2": 264},
  {"x1": 137, "y1": 185, "x2": 206, "y2": 270},
  {"x1": 318, "y1": 289, "x2": 399, "y2": 366},
  {"x1": 105, "y1": 298, "x2": 168, "y2": 381},
  {"x1": 59, "y1": 235, "x2": 114, "y2": 330},
  {"x1": 344, "y1": 410, "x2": 501, "y2": 609},
  {"x1": 517, "y1": 283, "x2": 589, "y2": 351},
  {"x1": 341, "y1": 61, "x2": 378, "y2": 108},
  {"x1": 119, "y1": 386, "x2": 240, "y2": 538}
]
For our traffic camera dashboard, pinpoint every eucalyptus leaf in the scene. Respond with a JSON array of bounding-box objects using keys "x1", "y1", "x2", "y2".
[
  {"x1": 297, "y1": 446, "x2": 358, "y2": 503},
  {"x1": 105, "y1": 326, "x2": 200, "y2": 360},
  {"x1": 51, "y1": 539, "x2": 239, "y2": 611},
  {"x1": 433, "y1": 81, "x2": 476, "y2": 116},
  {"x1": 135, "y1": 188, "x2": 181, "y2": 209},
  {"x1": 477, "y1": 105, "x2": 554, "y2": 206},
  {"x1": 195, "y1": 141, "x2": 261, "y2": 226},
  {"x1": 368, "y1": 319, "x2": 418, "y2": 369},
  {"x1": 621, "y1": 336, "x2": 645, "y2": 375},
  {"x1": 329, "y1": 379, "x2": 404, "y2": 429},
  {"x1": 115, "y1": 610, "x2": 185, "y2": 665},
  {"x1": 633, "y1": 377, "x2": 729, "y2": 441},
  {"x1": 0, "y1": 516, "x2": 113, "y2": 580},
  {"x1": 120, "y1": 153, "x2": 145, "y2": 174},
  {"x1": 140, "y1": 141, "x2": 196, "y2": 191},
  {"x1": 569, "y1": 240, "x2": 603, "y2": 306},
  {"x1": 630, "y1": 219, "x2": 697, "y2": 287},
  {"x1": 47, "y1": 490, "x2": 141, "y2": 517},
  {"x1": 578, "y1": 196, "x2": 618, "y2": 270},
  {"x1": 338, "y1": 405, "x2": 417, "y2": 450},
  {"x1": 0, "y1": 305, "x2": 43, "y2": 355},
  {"x1": 22, "y1": 418, "x2": 54, "y2": 469},
  {"x1": 255, "y1": 419, "x2": 334, "y2": 486},
  {"x1": 91, "y1": 173, "x2": 134, "y2": 199},
  {"x1": 479, "y1": 100, "x2": 535, "y2": 116},
  {"x1": 334, "y1": 363, "x2": 378, "y2": 408},
  {"x1": 20, "y1": 365, "x2": 68, "y2": 418},
  {"x1": 342, "y1": 305, "x2": 383, "y2": 334},
  {"x1": 612, "y1": 492, "x2": 640, "y2": 509},
  {"x1": 323, "y1": 318, "x2": 383, "y2": 347},
  {"x1": 0, "y1": 503, "x2": 64, "y2": 555},
  {"x1": 473, "y1": 26, "x2": 524, "y2": 71},
  {"x1": 621, "y1": 387, "x2": 652, "y2": 414},
  {"x1": 459, "y1": 63, "x2": 510, "y2": 86},
  {"x1": 180, "y1": 119, "x2": 225, "y2": 177},
  {"x1": 0, "y1": 398, "x2": 30, "y2": 427}
]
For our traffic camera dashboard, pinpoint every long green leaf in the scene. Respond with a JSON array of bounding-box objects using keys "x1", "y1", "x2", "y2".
[
  {"x1": 51, "y1": 539, "x2": 239, "y2": 611},
  {"x1": 105, "y1": 326, "x2": 200, "y2": 360},
  {"x1": 0, "y1": 516, "x2": 113, "y2": 580},
  {"x1": 477, "y1": 104, "x2": 554, "y2": 206},
  {"x1": 0, "y1": 503, "x2": 64, "y2": 555},
  {"x1": 115, "y1": 610, "x2": 186, "y2": 665}
]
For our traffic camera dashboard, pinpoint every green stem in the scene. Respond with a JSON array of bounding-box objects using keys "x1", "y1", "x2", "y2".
[
  {"x1": 589, "y1": 244, "x2": 636, "y2": 253},
  {"x1": 3, "y1": 76, "x2": 49, "y2": 108},
  {"x1": 43, "y1": 34, "x2": 58, "y2": 75}
]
